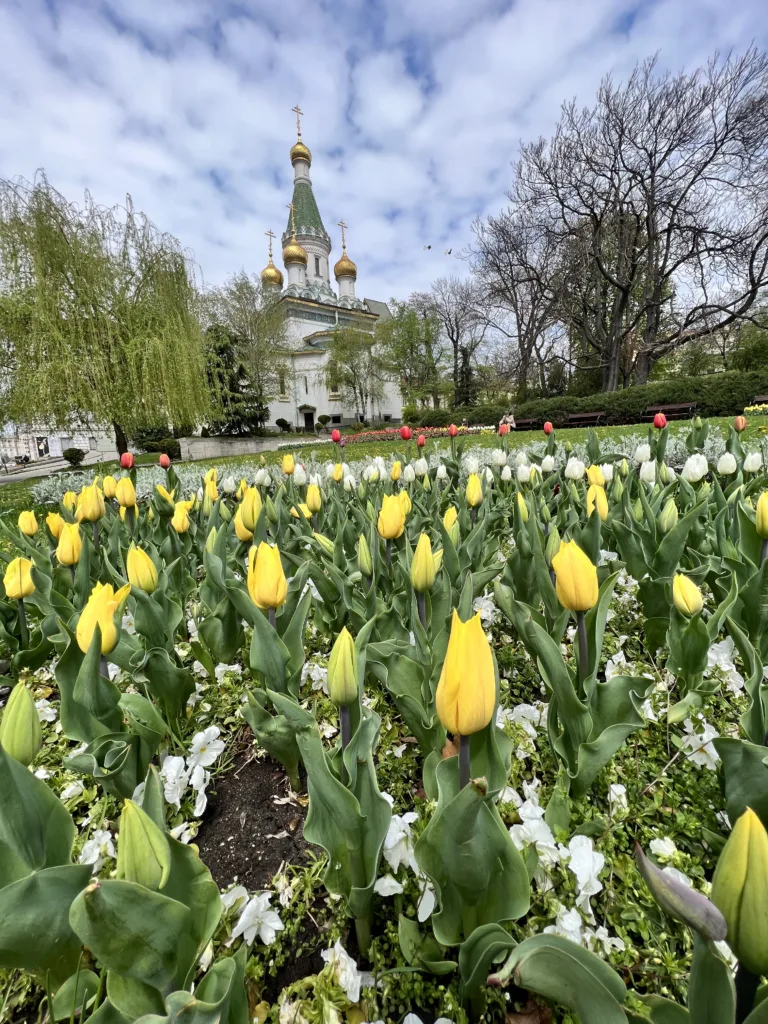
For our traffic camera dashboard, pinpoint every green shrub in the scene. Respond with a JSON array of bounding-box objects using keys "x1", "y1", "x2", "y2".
[
  {"x1": 139, "y1": 438, "x2": 182, "y2": 460},
  {"x1": 62, "y1": 447, "x2": 86, "y2": 468}
]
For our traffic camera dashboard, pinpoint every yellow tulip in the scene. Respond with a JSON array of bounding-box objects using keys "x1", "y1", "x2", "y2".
[
  {"x1": 433, "y1": 549, "x2": 444, "y2": 574},
  {"x1": 443, "y1": 506, "x2": 459, "y2": 545},
  {"x1": 171, "y1": 503, "x2": 191, "y2": 534},
  {"x1": 672, "y1": 574, "x2": 703, "y2": 616},
  {"x1": 126, "y1": 545, "x2": 158, "y2": 594},
  {"x1": 391, "y1": 461, "x2": 402, "y2": 482},
  {"x1": 240, "y1": 487, "x2": 262, "y2": 532},
  {"x1": 306, "y1": 484, "x2": 322, "y2": 514},
  {"x1": 465, "y1": 473, "x2": 483, "y2": 508},
  {"x1": 236, "y1": 478, "x2": 248, "y2": 501},
  {"x1": 436, "y1": 609, "x2": 495, "y2": 735},
  {"x1": 399, "y1": 489, "x2": 412, "y2": 517},
  {"x1": 328, "y1": 627, "x2": 358, "y2": 705},
  {"x1": 204, "y1": 467, "x2": 217, "y2": 486},
  {"x1": 76, "y1": 581, "x2": 131, "y2": 654},
  {"x1": 332, "y1": 463, "x2": 344, "y2": 483},
  {"x1": 711, "y1": 807, "x2": 768, "y2": 976},
  {"x1": 204, "y1": 479, "x2": 218, "y2": 503},
  {"x1": 115, "y1": 477, "x2": 137, "y2": 509},
  {"x1": 411, "y1": 533, "x2": 436, "y2": 592},
  {"x1": 234, "y1": 506, "x2": 253, "y2": 542},
  {"x1": 586, "y1": 484, "x2": 608, "y2": 522},
  {"x1": 290, "y1": 503, "x2": 312, "y2": 519},
  {"x1": 3, "y1": 557, "x2": 35, "y2": 599},
  {"x1": 18, "y1": 511, "x2": 38, "y2": 537},
  {"x1": 103, "y1": 475, "x2": 118, "y2": 499},
  {"x1": 57, "y1": 523, "x2": 82, "y2": 566},
  {"x1": 62, "y1": 491, "x2": 77, "y2": 512},
  {"x1": 247, "y1": 542, "x2": 288, "y2": 610},
  {"x1": 586, "y1": 465, "x2": 605, "y2": 487},
  {"x1": 378, "y1": 494, "x2": 405, "y2": 540},
  {"x1": 517, "y1": 492, "x2": 529, "y2": 522},
  {"x1": 552, "y1": 540, "x2": 598, "y2": 612},
  {"x1": 282, "y1": 454, "x2": 295, "y2": 476},
  {"x1": 46, "y1": 512, "x2": 65, "y2": 539},
  {"x1": 757, "y1": 492, "x2": 768, "y2": 539},
  {"x1": 78, "y1": 483, "x2": 106, "y2": 522},
  {"x1": 155, "y1": 484, "x2": 176, "y2": 510}
]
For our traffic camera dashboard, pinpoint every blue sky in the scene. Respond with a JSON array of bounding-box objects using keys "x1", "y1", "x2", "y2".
[{"x1": 1, "y1": 0, "x2": 765, "y2": 302}]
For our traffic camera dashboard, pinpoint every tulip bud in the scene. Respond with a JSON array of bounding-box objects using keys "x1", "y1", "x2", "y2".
[
  {"x1": 265, "y1": 496, "x2": 278, "y2": 525},
  {"x1": 282, "y1": 454, "x2": 295, "y2": 476},
  {"x1": 612, "y1": 477, "x2": 624, "y2": 502},
  {"x1": 564, "y1": 441, "x2": 573, "y2": 455},
  {"x1": 357, "y1": 482, "x2": 367, "y2": 501},
  {"x1": 672, "y1": 574, "x2": 703, "y2": 616},
  {"x1": 465, "y1": 473, "x2": 483, "y2": 508},
  {"x1": 115, "y1": 477, "x2": 136, "y2": 509},
  {"x1": 633, "y1": 498, "x2": 643, "y2": 522},
  {"x1": 120, "y1": 452, "x2": 135, "y2": 469},
  {"x1": 443, "y1": 506, "x2": 460, "y2": 546},
  {"x1": 658, "y1": 498, "x2": 678, "y2": 535},
  {"x1": 313, "y1": 532, "x2": 335, "y2": 556},
  {"x1": 56, "y1": 523, "x2": 82, "y2": 567},
  {"x1": 436, "y1": 609, "x2": 495, "y2": 735},
  {"x1": 517, "y1": 492, "x2": 529, "y2": 522},
  {"x1": 552, "y1": 540, "x2": 598, "y2": 612},
  {"x1": 126, "y1": 545, "x2": 159, "y2": 594},
  {"x1": 757, "y1": 492, "x2": 768, "y2": 539},
  {"x1": 545, "y1": 526, "x2": 561, "y2": 568},
  {"x1": 328, "y1": 627, "x2": 358, "y2": 705},
  {"x1": 399, "y1": 489, "x2": 412, "y2": 517},
  {"x1": 234, "y1": 506, "x2": 253, "y2": 542},
  {"x1": 712, "y1": 808, "x2": 768, "y2": 975},
  {"x1": 306, "y1": 484, "x2": 322, "y2": 514},
  {"x1": 219, "y1": 502, "x2": 231, "y2": 523},
  {"x1": 432, "y1": 549, "x2": 444, "y2": 574},
  {"x1": 586, "y1": 484, "x2": 608, "y2": 522},
  {"x1": 378, "y1": 494, "x2": 405, "y2": 540},
  {"x1": 116, "y1": 800, "x2": 171, "y2": 892},
  {"x1": 78, "y1": 484, "x2": 106, "y2": 523},
  {"x1": 635, "y1": 843, "x2": 725, "y2": 941},
  {"x1": 586, "y1": 465, "x2": 604, "y2": 487},
  {"x1": 659, "y1": 463, "x2": 671, "y2": 485},
  {"x1": 422, "y1": 474, "x2": 431, "y2": 492},
  {"x1": 332, "y1": 463, "x2": 343, "y2": 483},
  {"x1": 102, "y1": 475, "x2": 118, "y2": 499},
  {"x1": 0, "y1": 684, "x2": 42, "y2": 766},
  {"x1": 62, "y1": 491, "x2": 77, "y2": 512},
  {"x1": 247, "y1": 542, "x2": 288, "y2": 610},
  {"x1": 734, "y1": 415, "x2": 747, "y2": 433},
  {"x1": 411, "y1": 533, "x2": 436, "y2": 592},
  {"x1": 619, "y1": 458, "x2": 629, "y2": 478},
  {"x1": 16, "y1": 510, "x2": 38, "y2": 537},
  {"x1": 46, "y1": 512, "x2": 65, "y2": 539},
  {"x1": 154, "y1": 485, "x2": 176, "y2": 516},
  {"x1": 391, "y1": 461, "x2": 402, "y2": 482},
  {"x1": 540, "y1": 501, "x2": 551, "y2": 523},
  {"x1": 3, "y1": 557, "x2": 35, "y2": 600},
  {"x1": 357, "y1": 534, "x2": 372, "y2": 577},
  {"x1": 76, "y1": 582, "x2": 131, "y2": 654},
  {"x1": 449, "y1": 424, "x2": 458, "y2": 438}
]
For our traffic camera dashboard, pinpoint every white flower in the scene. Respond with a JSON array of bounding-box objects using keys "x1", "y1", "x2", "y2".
[
  {"x1": 190, "y1": 764, "x2": 211, "y2": 817},
  {"x1": 186, "y1": 618, "x2": 199, "y2": 641},
  {"x1": 274, "y1": 873, "x2": 294, "y2": 907},
  {"x1": 543, "y1": 903, "x2": 584, "y2": 944},
  {"x1": 214, "y1": 663, "x2": 242, "y2": 683},
  {"x1": 514, "y1": 451, "x2": 530, "y2": 467},
  {"x1": 414, "y1": 457, "x2": 429, "y2": 477},
  {"x1": 541, "y1": 455, "x2": 555, "y2": 473},
  {"x1": 60, "y1": 780, "x2": 84, "y2": 802},
  {"x1": 34, "y1": 768, "x2": 51, "y2": 780},
  {"x1": 472, "y1": 593, "x2": 497, "y2": 625},
  {"x1": 198, "y1": 942, "x2": 214, "y2": 972},
  {"x1": 717, "y1": 452, "x2": 738, "y2": 476},
  {"x1": 79, "y1": 828, "x2": 116, "y2": 873},
  {"x1": 417, "y1": 879, "x2": 436, "y2": 922},
  {"x1": 221, "y1": 884, "x2": 249, "y2": 912},
  {"x1": 160, "y1": 755, "x2": 189, "y2": 808},
  {"x1": 605, "y1": 650, "x2": 627, "y2": 680},
  {"x1": 403, "y1": 464, "x2": 416, "y2": 483},
  {"x1": 510, "y1": 704, "x2": 542, "y2": 738},
  {"x1": 169, "y1": 821, "x2": 195, "y2": 843},
  {"x1": 321, "y1": 941, "x2": 363, "y2": 1002},
  {"x1": 309, "y1": 472, "x2": 322, "y2": 487},
  {"x1": 500, "y1": 465, "x2": 512, "y2": 482},
  {"x1": 635, "y1": 443, "x2": 651, "y2": 463},
  {"x1": 436, "y1": 463, "x2": 448, "y2": 481},
  {"x1": 254, "y1": 468, "x2": 271, "y2": 488},
  {"x1": 491, "y1": 448, "x2": 507, "y2": 467},
  {"x1": 565, "y1": 835, "x2": 605, "y2": 906},
  {"x1": 564, "y1": 458, "x2": 585, "y2": 480},
  {"x1": 706, "y1": 638, "x2": 744, "y2": 694},
  {"x1": 608, "y1": 784, "x2": 628, "y2": 814},
  {"x1": 510, "y1": 817, "x2": 560, "y2": 870},
  {"x1": 649, "y1": 836, "x2": 677, "y2": 859},
  {"x1": 484, "y1": 466, "x2": 494, "y2": 483},
  {"x1": 744, "y1": 451, "x2": 762, "y2": 473},
  {"x1": 600, "y1": 463, "x2": 614, "y2": 482},
  {"x1": 230, "y1": 892, "x2": 284, "y2": 946},
  {"x1": 392, "y1": 743, "x2": 406, "y2": 758},
  {"x1": 221, "y1": 476, "x2": 236, "y2": 494},
  {"x1": 682, "y1": 717, "x2": 720, "y2": 770},
  {"x1": 516, "y1": 463, "x2": 531, "y2": 483},
  {"x1": 639, "y1": 460, "x2": 656, "y2": 484},
  {"x1": 343, "y1": 474, "x2": 356, "y2": 492},
  {"x1": 682, "y1": 453, "x2": 708, "y2": 484},
  {"x1": 465, "y1": 456, "x2": 479, "y2": 474},
  {"x1": 36, "y1": 698, "x2": 57, "y2": 723},
  {"x1": 293, "y1": 465, "x2": 307, "y2": 486},
  {"x1": 325, "y1": 462, "x2": 337, "y2": 480},
  {"x1": 192, "y1": 660, "x2": 209, "y2": 678},
  {"x1": 303, "y1": 661, "x2": 329, "y2": 694},
  {"x1": 383, "y1": 811, "x2": 419, "y2": 873},
  {"x1": 187, "y1": 726, "x2": 225, "y2": 769},
  {"x1": 374, "y1": 874, "x2": 404, "y2": 896},
  {"x1": 586, "y1": 924, "x2": 626, "y2": 955}
]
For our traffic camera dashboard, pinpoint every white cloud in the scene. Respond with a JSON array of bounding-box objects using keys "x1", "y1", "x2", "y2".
[{"x1": 0, "y1": 0, "x2": 765, "y2": 301}]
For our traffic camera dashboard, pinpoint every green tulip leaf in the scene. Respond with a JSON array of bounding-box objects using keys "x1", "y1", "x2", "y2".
[
  {"x1": 52, "y1": 969, "x2": 101, "y2": 1021},
  {"x1": 242, "y1": 689, "x2": 302, "y2": 792},
  {"x1": 687, "y1": 937, "x2": 735, "y2": 1024}
]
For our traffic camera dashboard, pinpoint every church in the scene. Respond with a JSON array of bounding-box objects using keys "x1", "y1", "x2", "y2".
[{"x1": 259, "y1": 110, "x2": 402, "y2": 432}]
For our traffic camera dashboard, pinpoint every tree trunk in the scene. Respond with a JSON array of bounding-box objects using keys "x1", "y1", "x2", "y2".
[
  {"x1": 113, "y1": 422, "x2": 129, "y2": 456},
  {"x1": 633, "y1": 350, "x2": 654, "y2": 386}
]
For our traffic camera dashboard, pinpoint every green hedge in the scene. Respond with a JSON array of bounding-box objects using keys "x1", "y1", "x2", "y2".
[
  {"x1": 139, "y1": 438, "x2": 182, "y2": 460},
  {"x1": 404, "y1": 371, "x2": 768, "y2": 429}
]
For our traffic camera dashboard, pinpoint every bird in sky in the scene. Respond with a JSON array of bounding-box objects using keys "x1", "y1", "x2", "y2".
[
  {"x1": 444, "y1": 248, "x2": 452, "y2": 255},
  {"x1": 423, "y1": 244, "x2": 432, "y2": 250}
]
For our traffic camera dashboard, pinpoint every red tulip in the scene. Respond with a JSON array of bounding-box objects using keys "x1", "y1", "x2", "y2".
[
  {"x1": 159, "y1": 453, "x2": 171, "y2": 469},
  {"x1": 120, "y1": 452, "x2": 134, "y2": 469},
  {"x1": 653, "y1": 412, "x2": 667, "y2": 429},
  {"x1": 734, "y1": 415, "x2": 747, "y2": 433},
  {"x1": 417, "y1": 434, "x2": 426, "y2": 447},
  {"x1": 543, "y1": 421, "x2": 553, "y2": 435},
  {"x1": 498, "y1": 423, "x2": 510, "y2": 436},
  {"x1": 449, "y1": 424, "x2": 458, "y2": 437},
  {"x1": 331, "y1": 429, "x2": 341, "y2": 443},
  {"x1": 400, "y1": 425, "x2": 412, "y2": 441}
]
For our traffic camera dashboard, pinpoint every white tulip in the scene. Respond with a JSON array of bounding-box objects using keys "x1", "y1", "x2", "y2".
[
  {"x1": 635, "y1": 444, "x2": 651, "y2": 464},
  {"x1": 514, "y1": 451, "x2": 530, "y2": 467},
  {"x1": 484, "y1": 467, "x2": 494, "y2": 483},
  {"x1": 465, "y1": 456, "x2": 479, "y2": 474},
  {"x1": 500, "y1": 465, "x2": 512, "y2": 482},
  {"x1": 717, "y1": 452, "x2": 738, "y2": 476},
  {"x1": 343, "y1": 475, "x2": 356, "y2": 492},
  {"x1": 517, "y1": 464, "x2": 531, "y2": 483},
  {"x1": 565, "y1": 458, "x2": 585, "y2": 481},
  {"x1": 744, "y1": 451, "x2": 763, "y2": 473},
  {"x1": 403, "y1": 464, "x2": 416, "y2": 483},
  {"x1": 491, "y1": 448, "x2": 507, "y2": 467},
  {"x1": 682, "y1": 454, "x2": 708, "y2": 484},
  {"x1": 541, "y1": 455, "x2": 555, "y2": 473},
  {"x1": 414, "y1": 457, "x2": 429, "y2": 477},
  {"x1": 309, "y1": 473, "x2": 322, "y2": 487},
  {"x1": 292, "y1": 465, "x2": 307, "y2": 487},
  {"x1": 436, "y1": 463, "x2": 448, "y2": 481},
  {"x1": 221, "y1": 476, "x2": 236, "y2": 494},
  {"x1": 374, "y1": 456, "x2": 386, "y2": 474},
  {"x1": 197, "y1": 486, "x2": 204, "y2": 500},
  {"x1": 325, "y1": 463, "x2": 336, "y2": 479},
  {"x1": 639, "y1": 461, "x2": 656, "y2": 484},
  {"x1": 600, "y1": 463, "x2": 614, "y2": 482}
]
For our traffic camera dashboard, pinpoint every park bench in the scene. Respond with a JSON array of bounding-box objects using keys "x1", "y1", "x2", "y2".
[
  {"x1": 513, "y1": 418, "x2": 539, "y2": 430},
  {"x1": 566, "y1": 410, "x2": 605, "y2": 427},
  {"x1": 642, "y1": 402, "x2": 697, "y2": 421},
  {"x1": 752, "y1": 394, "x2": 768, "y2": 405}
]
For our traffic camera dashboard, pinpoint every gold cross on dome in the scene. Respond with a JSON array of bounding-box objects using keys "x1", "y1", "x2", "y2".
[
  {"x1": 286, "y1": 203, "x2": 297, "y2": 238},
  {"x1": 338, "y1": 219, "x2": 348, "y2": 250},
  {"x1": 265, "y1": 228, "x2": 276, "y2": 258},
  {"x1": 291, "y1": 104, "x2": 304, "y2": 138}
]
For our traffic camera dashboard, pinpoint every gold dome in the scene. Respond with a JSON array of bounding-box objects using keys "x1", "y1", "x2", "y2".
[
  {"x1": 283, "y1": 237, "x2": 308, "y2": 266},
  {"x1": 290, "y1": 140, "x2": 312, "y2": 165},
  {"x1": 261, "y1": 257, "x2": 284, "y2": 287},
  {"x1": 334, "y1": 251, "x2": 357, "y2": 279}
]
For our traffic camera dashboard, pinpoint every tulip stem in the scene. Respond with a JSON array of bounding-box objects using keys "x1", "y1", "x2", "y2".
[
  {"x1": 459, "y1": 733, "x2": 471, "y2": 789},
  {"x1": 268, "y1": 608, "x2": 277, "y2": 629},
  {"x1": 340, "y1": 704, "x2": 351, "y2": 787},
  {"x1": 735, "y1": 964, "x2": 760, "y2": 1023},
  {"x1": 761, "y1": 538, "x2": 768, "y2": 565},
  {"x1": 576, "y1": 611, "x2": 589, "y2": 684},
  {"x1": 417, "y1": 591, "x2": 427, "y2": 630},
  {"x1": 99, "y1": 656, "x2": 109, "y2": 681},
  {"x1": 127, "y1": 506, "x2": 135, "y2": 540},
  {"x1": 92, "y1": 520, "x2": 100, "y2": 554},
  {"x1": 17, "y1": 599, "x2": 28, "y2": 650},
  {"x1": 470, "y1": 508, "x2": 476, "y2": 528},
  {"x1": 386, "y1": 539, "x2": 391, "y2": 569}
]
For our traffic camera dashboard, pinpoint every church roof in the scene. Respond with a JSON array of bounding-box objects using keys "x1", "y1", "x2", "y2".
[
  {"x1": 286, "y1": 180, "x2": 327, "y2": 239},
  {"x1": 364, "y1": 298, "x2": 392, "y2": 322}
]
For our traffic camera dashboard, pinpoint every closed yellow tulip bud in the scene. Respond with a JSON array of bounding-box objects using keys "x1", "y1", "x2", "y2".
[
  {"x1": 265, "y1": 496, "x2": 278, "y2": 524},
  {"x1": 586, "y1": 465, "x2": 605, "y2": 487},
  {"x1": 619, "y1": 458, "x2": 629, "y2": 478},
  {"x1": 333, "y1": 463, "x2": 344, "y2": 483},
  {"x1": 672, "y1": 574, "x2": 702, "y2": 617},
  {"x1": 306, "y1": 484, "x2": 322, "y2": 514},
  {"x1": 357, "y1": 534, "x2": 372, "y2": 577},
  {"x1": 18, "y1": 511, "x2": 38, "y2": 536},
  {"x1": 102, "y1": 475, "x2": 118, "y2": 499},
  {"x1": 3, "y1": 557, "x2": 35, "y2": 600},
  {"x1": 155, "y1": 484, "x2": 176, "y2": 513},
  {"x1": 586, "y1": 484, "x2": 608, "y2": 522},
  {"x1": 378, "y1": 494, "x2": 405, "y2": 540},
  {"x1": 0, "y1": 683, "x2": 42, "y2": 766},
  {"x1": 391, "y1": 461, "x2": 402, "y2": 482},
  {"x1": 411, "y1": 533, "x2": 436, "y2": 592},
  {"x1": 399, "y1": 489, "x2": 412, "y2": 517},
  {"x1": 282, "y1": 454, "x2": 295, "y2": 476},
  {"x1": 171, "y1": 503, "x2": 191, "y2": 534},
  {"x1": 236, "y1": 478, "x2": 248, "y2": 501},
  {"x1": 552, "y1": 540, "x2": 598, "y2": 612},
  {"x1": 465, "y1": 473, "x2": 483, "y2": 508},
  {"x1": 658, "y1": 498, "x2": 678, "y2": 534},
  {"x1": 545, "y1": 526, "x2": 561, "y2": 568},
  {"x1": 711, "y1": 807, "x2": 768, "y2": 976},
  {"x1": 76, "y1": 581, "x2": 131, "y2": 654},
  {"x1": 436, "y1": 609, "x2": 495, "y2": 736},
  {"x1": 247, "y1": 542, "x2": 288, "y2": 610},
  {"x1": 204, "y1": 467, "x2": 217, "y2": 486},
  {"x1": 204, "y1": 479, "x2": 218, "y2": 503},
  {"x1": 46, "y1": 512, "x2": 65, "y2": 539},
  {"x1": 443, "y1": 506, "x2": 459, "y2": 546},
  {"x1": 115, "y1": 477, "x2": 136, "y2": 509},
  {"x1": 234, "y1": 506, "x2": 253, "y2": 542},
  {"x1": 79, "y1": 483, "x2": 106, "y2": 522},
  {"x1": 116, "y1": 800, "x2": 171, "y2": 892},
  {"x1": 240, "y1": 487, "x2": 262, "y2": 531},
  {"x1": 313, "y1": 532, "x2": 335, "y2": 556},
  {"x1": 757, "y1": 491, "x2": 768, "y2": 539},
  {"x1": 517, "y1": 492, "x2": 529, "y2": 522},
  {"x1": 422, "y1": 474, "x2": 432, "y2": 492},
  {"x1": 328, "y1": 627, "x2": 358, "y2": 705},
  {"x1": 57, "y1": 523, "x2": 82, "y2": 566},
  {"x1": 62, "y1": 491, "x2": 77, "y2": 512},
  {"x1": 126, "y1": 545, "x2": 158, "y2": 594},
  {"x1": 205, "y1": 526, "x2": 218, "y2": 553},
  {"x1": 202, "y1": 490, "x2": 213, "y2": 518}
]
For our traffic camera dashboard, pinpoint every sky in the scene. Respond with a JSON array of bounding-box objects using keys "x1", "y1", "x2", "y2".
[{"x1": 1, "y1": 0, "x2": 766, "y2": 304}]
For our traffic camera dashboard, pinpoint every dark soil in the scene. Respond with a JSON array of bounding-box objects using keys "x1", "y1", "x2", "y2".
[{"x1": 196, "y1": 744, "x2": 311, "y2": 892}]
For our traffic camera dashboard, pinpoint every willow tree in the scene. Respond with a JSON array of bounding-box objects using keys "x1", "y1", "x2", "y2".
[{"x1": 0, "y1": 174, "x2": 214, "y2": 453}]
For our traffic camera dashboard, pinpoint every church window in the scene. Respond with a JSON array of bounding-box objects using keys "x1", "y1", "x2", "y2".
[
  {"x1": 278, "y1": 373, "x2": 286, "y2": 396},
  {"x1": 304, "y1": 376, "x2": 309, "y2": 394},
  {"x1": 314, "y1": 256, "x2": 320, "y2": 276}
]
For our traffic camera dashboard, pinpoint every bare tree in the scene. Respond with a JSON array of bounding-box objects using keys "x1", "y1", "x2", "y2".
[{"x1": 414, "y1": 277, "x2": 486, "y2": 406}]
